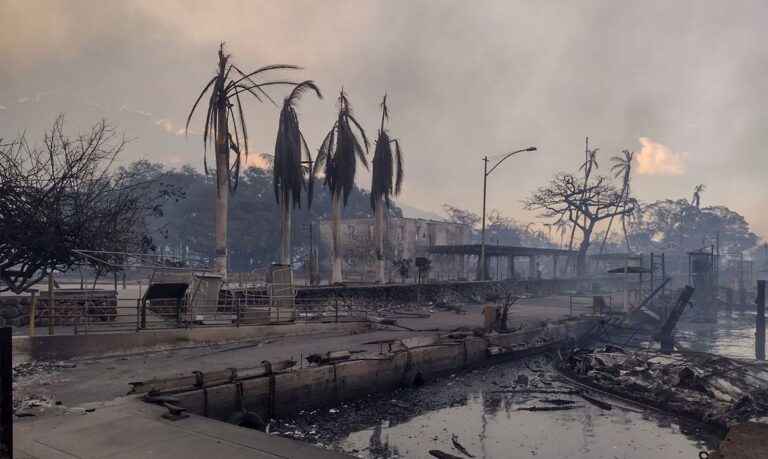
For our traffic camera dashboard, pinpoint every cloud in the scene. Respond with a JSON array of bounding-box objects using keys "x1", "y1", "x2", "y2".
[
  {"x1": 636, "y1": 137, "x2": 687, "y2": 175},
  {"x1": 84, "y1": 98, "x2": 104, "y2": 109},
  {"x1": 118, "y1": 105, "x2": 153, "y2": 118},
  {"x1": 118, "y1": 106, "x2": 189, "y2": 135},
  {"x1": 155, "y1": 118, "x2": 187, "y2": 136},
  {"x1": 15, "y1": 92, "x2": 55, "y2": 105}
]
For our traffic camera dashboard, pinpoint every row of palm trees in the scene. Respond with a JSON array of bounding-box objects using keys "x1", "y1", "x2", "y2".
[{"x1": 186, "y1": 44, "x2": 403, "y2": 283}]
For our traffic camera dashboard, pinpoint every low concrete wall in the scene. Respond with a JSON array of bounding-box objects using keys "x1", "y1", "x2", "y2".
[
  {"x1": 172, "y1": 318, "x2": 597, "y2": 420},
  {"x1": 12, "y1": 321, "x2": 370, "y2": 363}
]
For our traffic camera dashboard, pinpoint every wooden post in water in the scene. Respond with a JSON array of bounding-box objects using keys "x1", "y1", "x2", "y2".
[{"x1": 756, "y1": 280, "x2": 765, "y2": 360}]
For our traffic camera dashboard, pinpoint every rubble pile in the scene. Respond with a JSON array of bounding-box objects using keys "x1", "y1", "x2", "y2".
[
  {"x1": 12, "y1": 361, "x2": 75, "y2": 416},
  {"x1": 558, "y1": 345, "x2": 768, "y2": 427}
]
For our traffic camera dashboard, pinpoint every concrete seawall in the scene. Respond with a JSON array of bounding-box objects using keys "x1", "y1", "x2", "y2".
[
  {"x1": 171, "y1": 318, "x2": 597, "y2": 421},
  {"x1": 12, "y1": 321, "x2": 370, "y2": 362}
]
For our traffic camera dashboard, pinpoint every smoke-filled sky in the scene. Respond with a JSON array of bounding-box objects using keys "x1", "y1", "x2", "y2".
[{"x1": 2, "y1": 0, "x2": 767, "y2": 239}]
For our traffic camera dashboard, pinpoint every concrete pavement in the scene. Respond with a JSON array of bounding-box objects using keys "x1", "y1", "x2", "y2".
[{"x1": 14, "y1": 397, "x2": 351, "y2": 458}]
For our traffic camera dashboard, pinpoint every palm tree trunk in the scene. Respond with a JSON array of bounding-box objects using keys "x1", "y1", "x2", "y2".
[
  {"x1": 280, "y1": 194, "x2": 291, "y2": 265},
  {"x1": 622, "y1": 184, "x2": 632, "y2": 253},
  {"x1": 374, "y1": 196, "x2": 385, "y2": 283},
  {"x1": 600, "y1": 214, "x2": 617, "y2": 254},
  {"x1": 330, "y1": 193, "x2": 343, "y2": 283},
  {"x1": 577, "y1": 229, "x2": 592, "y2": 277},
  {"x1": 214, "y1": 103, "x2": 229, "y2": 276},
  {"x1": 622, "y1": 213, "x2": 631, "y2": 253}
]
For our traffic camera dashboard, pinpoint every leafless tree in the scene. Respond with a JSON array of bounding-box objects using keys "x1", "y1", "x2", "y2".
[
  {"x1": 524, "y1": 173, "x2": 634, "y2": 276},
  {"x1": 0, "y1": 116, "x2": 171, "y2": 293},
  {"x1": 442, "y1": 204, "x2": 480, "y2": 227}
]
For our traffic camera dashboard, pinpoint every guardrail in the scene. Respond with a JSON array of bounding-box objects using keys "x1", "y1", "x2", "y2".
[{"x1": 14, "y1": 294, "x2": 373, "y2": 336}]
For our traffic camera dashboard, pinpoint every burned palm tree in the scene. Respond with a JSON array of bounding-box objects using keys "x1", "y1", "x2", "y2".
[
  {"x1": 600, "y1": 149, "x2": 634, "y2": 253},
  {"x1": 273, "y1": 81, "x2": 322, "y2": 265},
  {"x1": 186, "y1": 43, "x2": 298, "y2": 274},
  {"x1": 566, "y1": 139, "x2": 599, "y2": 253},
  {"x1": 370, "y1": 95, "x2": 404, "y2": 283},
  {"x1": 314, "y1": 89, "x2": 370, "y2": 283},
  {"x1": 691, "y1": 184, "x2": 705, "y2": 209}
]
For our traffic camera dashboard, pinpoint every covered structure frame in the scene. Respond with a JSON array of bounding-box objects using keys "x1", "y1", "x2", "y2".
[{"x1": 427, "y1": 244, "x2": 578, "y2": 280}]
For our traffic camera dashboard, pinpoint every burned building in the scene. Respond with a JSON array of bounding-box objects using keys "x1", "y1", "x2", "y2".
[{"x1": 317, "y1": 217, "x2": 470, "y2": 281}]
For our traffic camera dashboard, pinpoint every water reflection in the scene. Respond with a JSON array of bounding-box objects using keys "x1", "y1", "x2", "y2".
[
  {"x1": 678, "y1": 306, "x2": 761, "y2": 358},
  {"x1": 338, "y1": 389, "x2": 717, "y2": 458},
  {"x1": 273, "y1": 357, "x2": 721, "y2": 459}
]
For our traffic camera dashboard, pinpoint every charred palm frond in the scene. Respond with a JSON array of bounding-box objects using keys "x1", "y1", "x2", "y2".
[
  {"x1": 273, "y1": 81, "x2": 322, "y2": 209},
  {"x1": 578, "y1": 148, "x2": 599, "y2": 176},
  {"x1": 610, "y1": 150, "x2": 633, "y2": 181},
  {"x1": 186, "y1": 43, "x2": 299, "y2": 192},
  {"x1": 601, "y1": 149, "x2": 636, "y2": 253},
  {"x1": 314, "y1": 89, "x2": 370, "y2": 204},
  {"x1": 370, "y1": 94, "x2": 404, "y2": 209}
]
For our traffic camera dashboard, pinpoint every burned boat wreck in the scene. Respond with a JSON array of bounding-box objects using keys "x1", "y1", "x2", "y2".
[
  {"x1": 558, "y1": 286, "x2": 768, "y2": 429},
  {"x1": 558, "y1": 343, "x2": 768, "y2": 428}
]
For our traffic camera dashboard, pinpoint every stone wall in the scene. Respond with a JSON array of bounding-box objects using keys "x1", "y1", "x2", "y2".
[{"x1": 0, "y1": 290, "x2": 118, "y2": 327}]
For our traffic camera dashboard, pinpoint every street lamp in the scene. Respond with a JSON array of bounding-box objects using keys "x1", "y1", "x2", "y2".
[{"x1": 479, "y1": 146, "x2": 537, "y2": 280}]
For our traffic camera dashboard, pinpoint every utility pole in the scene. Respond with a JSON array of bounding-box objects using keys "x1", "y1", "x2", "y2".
[
  {"x1": 479, "y1": 146, "x2": 537, "y2": 280},
  {"x1": 479, "y1": 156, "x2": 488, "y2": 281}
]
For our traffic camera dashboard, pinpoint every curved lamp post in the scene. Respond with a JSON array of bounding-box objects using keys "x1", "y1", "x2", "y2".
[{"x1": 478, "y1": 146, "x2": 537, "y2": 280}]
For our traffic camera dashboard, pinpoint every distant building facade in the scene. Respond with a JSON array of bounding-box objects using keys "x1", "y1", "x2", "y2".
[{"x1": 318, "y1": 217, "x2": 470, "y2": 281}]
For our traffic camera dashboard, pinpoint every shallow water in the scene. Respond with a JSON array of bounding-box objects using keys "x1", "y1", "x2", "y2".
[
  {"x1": 271, "y1": 357, "x2": 721, "y2": 459},
  {"x1": 677, "y1": 306, "x2": 763, "y2": 358}
]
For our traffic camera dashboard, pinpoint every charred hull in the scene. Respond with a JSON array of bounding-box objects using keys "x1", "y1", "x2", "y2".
[{"x1": 556, "y1": 345, "x2": 768, "y2": 430}]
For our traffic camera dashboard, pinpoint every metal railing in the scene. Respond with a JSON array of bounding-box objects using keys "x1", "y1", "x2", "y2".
[{"x1": 13, "y1": 293, "x2": 373, "y2": 336}]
